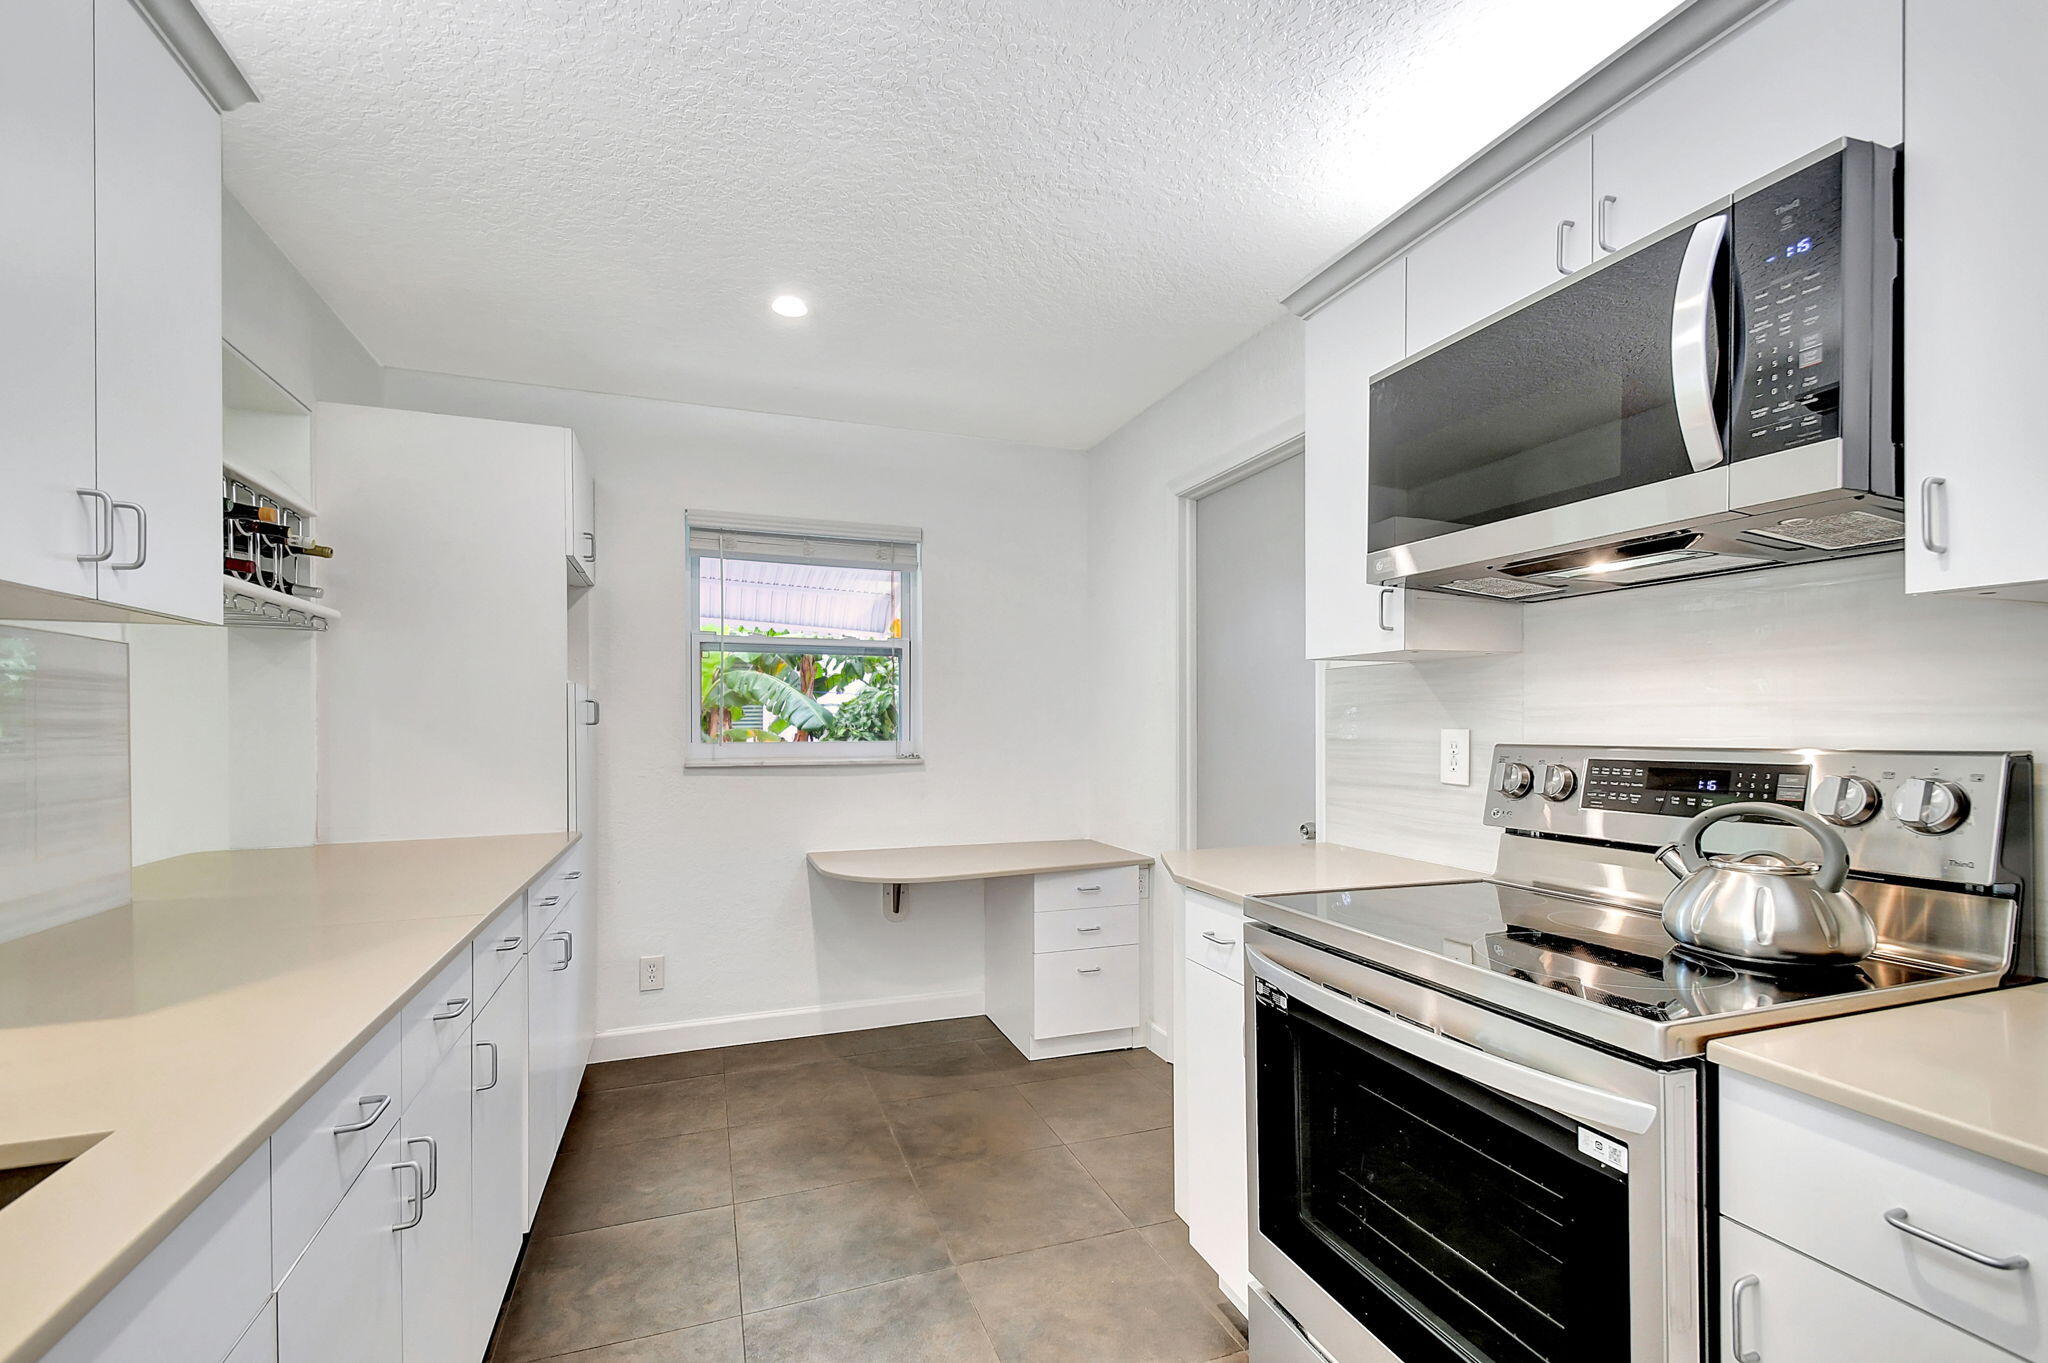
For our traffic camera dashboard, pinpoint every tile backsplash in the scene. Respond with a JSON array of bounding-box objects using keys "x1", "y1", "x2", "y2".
[
  {"x1": 1324, "y1": 554, "x2": 2048, "y2": 974},
  {"x1": 0, "y1": 625, "x2": 131, "y2": 943}
]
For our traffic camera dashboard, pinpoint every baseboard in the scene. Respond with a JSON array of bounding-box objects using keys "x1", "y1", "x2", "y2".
[
  {"x1": 1147, "y1": 1019, "x2": 1173, "y2": 1062},
  {"x1": 591, "y1": 987, "x2": 988, "y2": 1062}
]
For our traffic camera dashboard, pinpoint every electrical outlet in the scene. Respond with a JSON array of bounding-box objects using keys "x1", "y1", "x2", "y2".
[
  {"x1": 1440, "y1": 728, "x2": 1471, "y2": 786},
  {"x1": 638, "y1": 955, "x2": 665, "y2": 992}
]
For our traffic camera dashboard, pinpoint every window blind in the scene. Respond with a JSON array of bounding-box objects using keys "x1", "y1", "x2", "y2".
[{"x1": 686, "y1": 512, "x2": 921, "y2": 570}]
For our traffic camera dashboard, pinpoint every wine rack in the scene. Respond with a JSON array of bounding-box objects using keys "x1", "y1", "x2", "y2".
[{"x1": 221, "y1": 462, "x2": 338, "y2": 631}]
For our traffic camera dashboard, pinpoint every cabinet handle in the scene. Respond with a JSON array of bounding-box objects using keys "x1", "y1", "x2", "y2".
[
  {"x1": 475, "y1": 1040, "x2": 500, "y2": 1092},
  {"x1": 76, "y1": 489, "x2": 115, "y2": 562},
  {"x1": 496, "y1": 935, "x2": 523, "y2": 952},
  {"x1": 551, "y1": 931, "x2": 574, "y2": 971},
  {"x1": 407, "y1": 1134, "x2": 439, "y2": 1198},
  {"x1": 431, "y1": 996, "x2": 469, "y2": 1022},
  {"x1": 1377, "y1": 589, "x2": 1394, "y2": 633},
  {"x1": 110, "y1": 500, "x2": 147, "y2": 571},
  {"x1": 1201, "y1": 930, "x2": 1237, "y2": 946},
  {"x1": 1077, "y1": 966, "x2": 1103, "y2": 975},
  {"x1": 1597, "y1": 194, "x2": 1619, "y2": 253},
  {"x1": 561, "y1": 870, "x2": 582, "y2": 880},
  {"x1": 1730, "y1": 1274, "x2": 1760, "y2": 1363},
  {"x1": 582, "y1": 530, "x2": 597, "y2": 563},
  {"x1": 1555, "y1": 219, "x2": 1576, "y2": 275},
  {"x1": 1075, "y1": 885, "x2": 1102, "y2": 893},
  {"x1": 392, "y1": 1161, "x2": 425, "y2": 1231},
  {"x1": 332, "y1": 1093, "x2": 391, "y2": 1135},
  {"x1": 536, "y1": 894, "x2": 561, "y2": 908},
  {"x1": 1919, "y1": 477, "x2": 1949, "y2": 554},
  {"x1": 584, "y1": 697, "x2": 601, "y2": 725},
  {"x1": 1076, "y1": 925, "x2": 1104, "y2": 934},
  {"x1": 1884, "y1": 1207, "x2": 2029, "y2": 1270}
]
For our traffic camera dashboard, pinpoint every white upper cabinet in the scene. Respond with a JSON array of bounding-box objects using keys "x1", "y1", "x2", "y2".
[
  {"x1": 1591, "y1": 0, "x2": 1902, "y2": 258},
  {"x1": 1903, "y1": 0, "x2": 2048, "y2": 601},
  {"x1": 566, "y1": 435, "x2": 597, "y2": 585},
  {"x1": 1404, "y1": 137, "x2": 1592, "y2": 353}
]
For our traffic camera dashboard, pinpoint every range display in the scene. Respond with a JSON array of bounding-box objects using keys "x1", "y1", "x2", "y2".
[{"x1": 1582, "y1": 759, "x2": 1809, "y2": 816}]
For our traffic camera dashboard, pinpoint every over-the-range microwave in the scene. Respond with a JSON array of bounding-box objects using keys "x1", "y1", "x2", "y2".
[{"x1": 1368, "y1": 139, "x2": 1901, "y2": 601}]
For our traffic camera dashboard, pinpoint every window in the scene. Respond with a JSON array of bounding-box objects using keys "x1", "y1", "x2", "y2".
[{"x1": 687, "y1": 512, "x2": 921, "y2": 766}]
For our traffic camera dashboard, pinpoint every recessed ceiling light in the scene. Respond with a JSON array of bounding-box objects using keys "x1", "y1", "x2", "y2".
[{"x1": 770, "y1": 295, "x2": 809, "y2": 318}]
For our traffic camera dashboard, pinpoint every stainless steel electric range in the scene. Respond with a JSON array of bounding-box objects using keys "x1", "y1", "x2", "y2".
[{"x1": 1243, "y1": 744, "x2": 2032, "y2": 1363}]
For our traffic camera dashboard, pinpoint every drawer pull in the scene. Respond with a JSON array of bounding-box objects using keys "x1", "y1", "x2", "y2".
[
  {"x1": 1075, "y1": 884, "x2": 1102, "y2": 893},
  {"x1": 496, "y1": 935, "x2": 523, "y2": 952},
  {"x1": 561, "y1": 870, "x2": 583, "y2": 880},
  {"x1": 332, "y1": 1093, "x2": 391, "y2": 1135},
  {"x1": 431, "y1": 996, "x2": 470, "y2": 1022},
  {"x1": 1883, "y1": 1207, "x2": 2029, "y2": 1271},
  {"x1": 1077, "y1": 966, "x2": 1103, "y2": 975},
  {"x1": 536, "y1": 894, "x2": 561, "y2": 907},
  {"x1": 1730, "y1": 1274, "x2": 1760, "y2": 1363},
  {"x1": 1201, "y1": 930, "x2": 1237, "y2": 947},
  {"x1": 1076, "y1": 925, "x2": 1103, "y2": 934}
]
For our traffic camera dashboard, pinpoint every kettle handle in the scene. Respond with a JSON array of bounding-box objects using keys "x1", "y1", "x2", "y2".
[{"x1": 1676, "y1": 801, "x2": 1851, "y2": 893}]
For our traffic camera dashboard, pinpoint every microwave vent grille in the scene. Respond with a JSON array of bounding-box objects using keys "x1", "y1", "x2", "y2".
[
  {"x1": 1743, "y1": 510, "x2": 1905, "y2": 551},
  {"x1": 1441, "y1": 577, "x2": 1565, "y2": 600}
]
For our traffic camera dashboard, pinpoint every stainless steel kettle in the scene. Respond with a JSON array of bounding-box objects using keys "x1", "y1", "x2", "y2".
[{"x1": 1653, "y1": 802, "x2": 1877, "y2": 966}]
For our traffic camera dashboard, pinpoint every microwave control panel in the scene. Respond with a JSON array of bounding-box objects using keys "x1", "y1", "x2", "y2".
[{"x1": 1729, "y1": 152, "x2": 1847, "y2": 462}]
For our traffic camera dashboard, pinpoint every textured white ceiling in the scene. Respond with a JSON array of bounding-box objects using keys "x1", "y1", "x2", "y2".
[{"x1": 209, "y1": 0, "x2": 1683, "y2": 448}]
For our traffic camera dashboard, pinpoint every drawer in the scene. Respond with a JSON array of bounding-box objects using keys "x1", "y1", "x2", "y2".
[
  {"x1": 400, "y1": 948, "x2": 474, "y2": 1110},
  {"x1": 1033, "y1": 864, "x2": 1141, "y2": 912},
  {"x1": 1719, "y1": 1217, "x2": 2015, "y2": 1363},
  {"x1": 472, "y1": 895, "x2": 528, "y2": 1004},
  {"x1": 1032, "y1": 944, "x2": 1141, "y2": 1039},
  {"x1": 529, "y1": 879, "x2": 578, "y2": 935},
  {"x1": 1719, "y1": 1069, "x2": 2048, "y2": 1360},
  {"x1": 270, "y1": 1016, "x2": 400, "y2": 1284},
  {"x1": 1033, "y1": 903, "x2": 1140, "y2": 954},
  {"x1": 1182, "y1": 890, "x2": 1247, "y2": 982}
]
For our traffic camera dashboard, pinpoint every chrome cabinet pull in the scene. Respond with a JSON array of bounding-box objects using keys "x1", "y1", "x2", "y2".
[
  {"x1": 1555, "y1": 219, "x2": 1576, "y2": 275},
  {"x1": 430, "y1": 996, "x2": 469, "y2": 1022},
  {"x1": 584, "y1": 697, "x2": 601, "y2": 725},
  {"x1": 475, "y1": 1040, "x2": 500, "y2": 1092},
  {"x1": 496, "y1": 935, "x2": 523, "y2": 952},
  {"x1": 561, "y1": 870, "x2": 582, "y2": 880},
  {"x1": 1597, "y1": 194, "x2": 1619, "y2": 252},
  {"x1": 392, "y1": 1161, "x2": 425, "y2": 1231},
  {"x1": 110, "y1": 500, "x2": 147, "y2": 570},
  {"x1": 76, "y1": 489, "x2": 115, "y2": 562},
  {"x1": 1076, "y1": 925, "x2": 1104, "y2": 934},
  {"x1": 1077, "y1": 966, "x2": 1103, "y2": 975},
  {"x1": 1075, "y1": 884, "x2": 1102, "y2": 893},
  {"x1": 1730, "y1": 1274, "x2": 1760, "y2": 1363},
  {"x1": 536, "y1": 894, "x2": 561, "y2": 908},
  {"x1": 550, "y1": 931, "x2": 573, "y2": 971},
  {"x1": 1884, "y1": 1207, "x2": 2028, "y2": 1270},
  {"x1": 407, "y1": 1134, "x2": 439, "y2": 1197},
  {"x1": 581, "y1": 530, "x2": 597, "y2": 562},
  {"x1": 1377, "y1": 588, "x2": 1394, "y2": 633},
  {"x1": 1919, "y1": 477, "x2": 1949, "y2": 554},
  {"x1": 1201, "y1": 930, "x2": 1237, "y2": 946},
  {"x1": 332, "y1": 1093, "x2": 391, "y2": 1135}
]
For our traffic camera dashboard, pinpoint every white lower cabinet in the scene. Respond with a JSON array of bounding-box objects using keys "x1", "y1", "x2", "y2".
[
  {"x1": 472, "y1": 969, "x2": 530, "y2": 1344},
  {"x1": 986, "y1": 871, "x2": 1148, "y2": 1061},
  {"x1": 277, "y1": 1126, "x2": 405, "y2": 1363},
  {"x1": 400, "y1": 1038, "x2": 475, "y2": 1363},
  {"x1": 526, "y1": 884, "x2": 594, "y2": 1225},
  {"x1": 1178, "y1": 890, "x2": 1249, "y2": 1312}
]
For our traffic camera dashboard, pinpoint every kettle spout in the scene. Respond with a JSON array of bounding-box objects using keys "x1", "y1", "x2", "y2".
[{"x1": 1654, "y1": 844, "x2": 1690, "y2": 880}]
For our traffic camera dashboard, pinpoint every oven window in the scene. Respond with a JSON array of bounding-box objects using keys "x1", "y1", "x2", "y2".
[{"x1": 1257, "y1": 997, "x2": 1631, "y2": 1363}]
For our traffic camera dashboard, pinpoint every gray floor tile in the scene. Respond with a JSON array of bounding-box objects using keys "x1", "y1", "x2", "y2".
[
  {"x1": 1069, "y1": 1127, "x2": 1174, "y2": 1227},
  {"x1": 563, "y1": 1075, "x2": 727, "y2": 1150},
  {"x1": 1122, "y1": 1048, "x2": 1172, "y2": 1081},
  {"x1": 727, "y1": 1109, "x2": 907, "y2": 1202},
  {"x1": 884, "y1": 1087, "x2": 1060, "y2": 1167},
  {"x1": 956, "y1": 1229, "x2": 1242, "y2": 1363},
  {"x1": 524, "y1": 1317, "x2": 743, "y2": 1361},
  {"x1": 493, "y1": 1207, "x2": 740, "y2": 1362},
  {"x1": 852, "y1": 1040, "x2": 1025, "y2": 1102},
  {"x1": 827, "y1": 1016, "x2": 1003, "y2": 1057},
  {"x1": 583, "y1": 1050, "x2": 724, "y2": 1091},
  {"x1": 913, "y1": 1146, "x2": 1129, "y2": 1263},
  {"x1": 976, "y1": 1038, "x2": 1133, "y2": 1083},
  {"x1": 715, "y1": 1036, "x2": 833, "y2": 1073},
  {"x1": 735, "y1": 1174, "x2": 952, "y2": 1311},
  {"x1": 739, "y1": 1269, "x2": 999, "y2": 1363},
  {"x1": 1015, "y1": 1069, "x2": 1171, "y2": 1144},
  {"x1": 724, "y1": 1059, "x2": 884, "y2": 1127},
  {"x1": 1139, "y1": 1220, "x2": 1233, "y2": 1314},
  {"x1": 534, "y1": 1128, "x2": 733, "y2": 1236}
]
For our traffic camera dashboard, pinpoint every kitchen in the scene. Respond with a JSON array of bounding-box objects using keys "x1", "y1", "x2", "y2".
[{"x1": 3, "y1": 0, "x2": 2047, "y2": 1361}]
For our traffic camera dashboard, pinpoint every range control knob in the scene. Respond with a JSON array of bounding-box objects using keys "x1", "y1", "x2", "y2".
[
  {"x1": 1812, "y1": 774, "x2": 1882, "y2": 826},
  {"x1": 1496, "y1": 761, "x2": 1535, "y2": 799},
  {"x1": 1540, "y1": 764, "x2": 1578, "y2": 802},
  {"x1": 1894, "y1": 778, "x2": 1970, "y2": 834}
]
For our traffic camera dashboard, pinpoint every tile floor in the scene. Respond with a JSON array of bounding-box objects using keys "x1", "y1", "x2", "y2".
[{"x1": 488, "y1": 1016, "x2": 1248, "y2": 1363}]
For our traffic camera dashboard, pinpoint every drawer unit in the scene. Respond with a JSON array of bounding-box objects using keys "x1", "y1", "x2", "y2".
[
  {"x1": 1033, "y1": 864, "x2": 1141, "y2": 912},
  {"x1": 1720, "y1": 1069, "x2": 2048, "y2": 1359},
  {"x1": 1032, "y1": 944, "x2": 1142, "y2": 1039},
  {"x1": 1182, "y1": 890, "x2": 1247, "y2": 982},
  {"x1": 1033, "y1": 902, "x2": 1140, "y2": 954},
  {"x1": 399, "y1": 949, "x2": 475, "y2": 1110},
  {"x1": 529, "y1": 880, "x2": 577, "y2": 935},
  {"x1": 471, "y1": 894, "x2": 528, "y2": 1005},
  {"x1": 270, "y1": 1017, "x2": 401, "y2": 1284}
]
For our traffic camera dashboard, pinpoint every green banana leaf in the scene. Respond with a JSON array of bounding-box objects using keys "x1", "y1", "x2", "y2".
[{"x1": 705, "y1": 665, "x2": 830, "y2": 732}]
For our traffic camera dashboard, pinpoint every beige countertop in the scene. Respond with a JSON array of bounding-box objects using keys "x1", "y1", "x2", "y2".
[
  {"x1": 807, "y1": 838, "x2": 1151, "y2": 885},
  {"x1": 1709, "y1": 984, "x2": 2048, "y2": 1179},
  {"x1": 1161, "y1": 842, "x2": 1481, "y2": 905},
  {"x1": 0, "y1": 832, "x2": 578, "y2": 1363}
]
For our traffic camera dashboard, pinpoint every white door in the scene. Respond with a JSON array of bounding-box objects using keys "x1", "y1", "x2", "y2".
[
  {"x1": 472, "y1": 972, "x2": 529, "y2": 1346},
  {"x1": 1591, "y1": 0, "x2": 1901, "y2": 256},
  {"x1": 1183, "y1": 962, "x2": 1248, "y2": 1308},
  {"x1": 277, "y1": 1127, "x2": 405, "y2": 1363},
  {"x1": 1195, "y1": 453, "x2": 1316, "y2": 847},
  {"x1": 91, "y1": 0, "x2": 221, "y2": 622},
  {"x1": 400, "y1": 1046, "x2": 474, "y2": 1363},
  {"x1": 1405, "y1": 137, "x2": 1593, "y2": 352},
  {"x1": 0, "y1": 0, "x2": 101, "y2": 604}
]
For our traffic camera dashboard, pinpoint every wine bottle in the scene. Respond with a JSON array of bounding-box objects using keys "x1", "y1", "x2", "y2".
[{"x1": 288, "y1": 540, "x2": 336, "y2": 559}]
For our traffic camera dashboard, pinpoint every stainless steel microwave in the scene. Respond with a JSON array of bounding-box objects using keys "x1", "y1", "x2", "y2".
[{"x1": 1368, "y1": 140, "x2": 1901, "y2": 601}]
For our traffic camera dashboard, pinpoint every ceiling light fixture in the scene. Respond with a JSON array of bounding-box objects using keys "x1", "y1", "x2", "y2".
[{"x1": 770, "y1": 294, "x2": 809, "y2": 318}]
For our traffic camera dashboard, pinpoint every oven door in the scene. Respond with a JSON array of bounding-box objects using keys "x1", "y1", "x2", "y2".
[{"x1": 1245, "y1": 927, "x2": 1699, "y2": 1363}]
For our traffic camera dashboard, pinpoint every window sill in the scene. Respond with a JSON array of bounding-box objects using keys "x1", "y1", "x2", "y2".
[{"x1": 684, "y1": 754, "x2": 926, "y2": 770}]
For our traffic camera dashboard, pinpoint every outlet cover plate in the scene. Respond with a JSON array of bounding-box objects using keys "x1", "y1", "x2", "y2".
[
  {"x1": 1440, "y1": 729, "x2": 1471, "y2": 786},
  {"x1": 639, "y1": 955, "x2": 665, "y2": 991}
]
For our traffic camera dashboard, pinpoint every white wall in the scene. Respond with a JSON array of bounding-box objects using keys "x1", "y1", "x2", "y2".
[{"x1": 379, "y1": 368, "x2": 1094, "y2": 1050}]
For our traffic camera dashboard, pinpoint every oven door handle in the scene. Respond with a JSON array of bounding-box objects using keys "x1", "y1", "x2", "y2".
[
  {"x1": 1247, "y1": 946, "x2": 1658, "y2": 1136},
  {"x1": 1671, "y1": 213, "x2": 1729, "y2": 473}
]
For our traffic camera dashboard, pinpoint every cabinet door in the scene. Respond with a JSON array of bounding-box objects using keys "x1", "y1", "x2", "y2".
[
  {"x1": 1903, "y1": 0, "x2": 2048, "y2": 600},
  {"x1": 1592, "y1": 0, "x2": 1901, "y2": 256},
  {"x1": 1719, "y1": 1218, "x2": 2014, "y2": 1363},
  {"x1": 1405, "y1": 137, "x2": 1592, "y2": 353},
  {"x1": 472, "y1": 972, "x2": 531, "y2": 1344},
  {"x1": 92, "y1": 0, "x2": 222, "y2": 623},
  {"x1": 526, "y1": 942, "x2": 568, "y2": 1223},
  {"x1": 0, "y1": 0, "x2": 100, "y2": 605},
  {"x1": 565, "y1": 889, "x2": 596, "y2": 1097},
  {"x1": 1304, "y1": 260, "x2": 1405, "y2": 659},
  {"x1": 567, "y1": 436, "x2": 597, "y2": 585},
  {"x1": 277, "y1": 1127, "x2": 404, "y2": 1363},
  {"x1": 400, "y1": 1045, "x2": 474, "y2": 1363},
  {"x1": 1182, "y1": 963, "x2": 1248, "y2": 1309}
]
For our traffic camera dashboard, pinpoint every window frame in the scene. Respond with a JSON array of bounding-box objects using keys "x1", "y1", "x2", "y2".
[{"x1": 685, "y1": 512, "x2": 923, "y2": 768}]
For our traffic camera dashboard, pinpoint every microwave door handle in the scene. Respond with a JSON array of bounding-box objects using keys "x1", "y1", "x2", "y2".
[
  {"x1": 1671, "y1": 214, "x2": 1729, "y2": 473},
  {"x1": 1246, "y1": 945, "x2": 1658, "y2": 1137}
]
